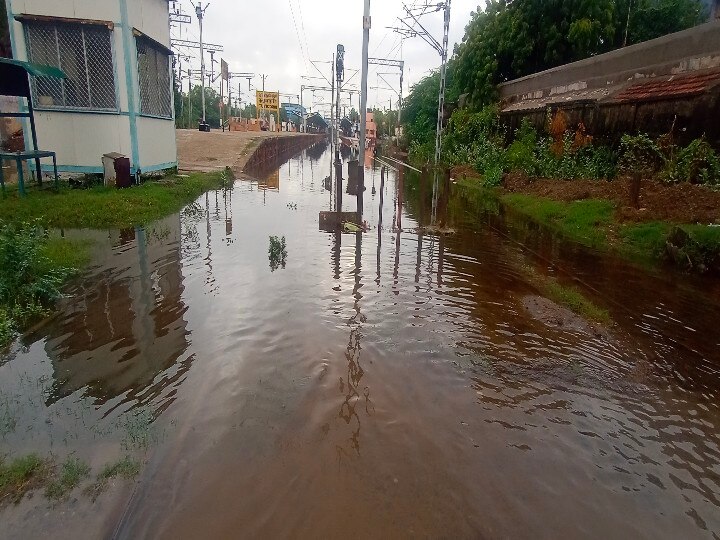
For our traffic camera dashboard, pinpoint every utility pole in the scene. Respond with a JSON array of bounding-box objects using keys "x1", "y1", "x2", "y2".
[
  {"x1": 260, "y1": 74, "x2": 268, "y2": 91},
  {"x1": 193, "y1": 1, "x2": 210, "y2": 131},
  {"x1": 300, "y1": 85, "x2": 305, "y2": 132},
  {"x1": 358, "y1": 0, "x2": 371, "y2": 217},
  {"x1": 188, "y1": 68, "x2": 193, "y2": 127},
  {"x1": 391, "y1": 2, "x2": 451, "y2": 224},
  {"x1": 431, "y1": 1, "x2": 451, "y2": 224},
  {"x1": 335, "y1": 45, "x2": 344, "y2": 164}
]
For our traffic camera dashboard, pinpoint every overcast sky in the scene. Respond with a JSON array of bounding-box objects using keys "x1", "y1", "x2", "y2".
[{"x1": 171, "y1": 0, "x2": 483, "y2": 115}]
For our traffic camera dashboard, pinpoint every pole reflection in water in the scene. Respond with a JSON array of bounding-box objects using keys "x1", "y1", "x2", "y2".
[{"x1": 337, "y1": 231, "x2": 373, "y2": 461}]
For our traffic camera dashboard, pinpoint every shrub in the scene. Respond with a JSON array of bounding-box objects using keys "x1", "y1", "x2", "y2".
[
  {"x1": 663, "y1": 138, "x2": 720, "y2": 185},
  {"x1": 618, "y1": 133, "x2": 665, "y2": 174},
  {"x1": 0, "y1": 221, "x2": 74, "y2": 343}
]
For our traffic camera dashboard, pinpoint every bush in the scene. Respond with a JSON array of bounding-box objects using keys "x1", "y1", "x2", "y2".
[
  {"x1": 618, "y1": 133, "x2": 665, "y2": 174},
  {"x1": 664, "y1": 138, "x2": 720, "y2": 185},
  {"x1": 0, "y1": 221, "x2": 75, "y2": 343}
]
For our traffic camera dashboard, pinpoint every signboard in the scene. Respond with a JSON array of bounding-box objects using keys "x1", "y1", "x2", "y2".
[
  {"x1": 256, "y1": 91, "x2": 280, "y2": 111},
  {"x1": 221, "y1": 59, "x2": 229, "y2": 81},
  {"x1": 170, "y1": 12, "x2": 192, "y2": 24}
]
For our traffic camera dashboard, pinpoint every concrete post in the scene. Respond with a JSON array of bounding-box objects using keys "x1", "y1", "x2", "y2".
[{"x1": 358, "y1": 0, "x2": 371, "y2": 217}]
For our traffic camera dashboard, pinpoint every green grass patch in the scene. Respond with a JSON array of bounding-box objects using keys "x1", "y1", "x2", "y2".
[
  {"x1": 98, "y1": 456, "x2": 141, "y2": 481},
  {"x1": 542, "y1": 280, "x2": 611, "y2": 325},
  {"x1": 618, "y1": 222, "x2": 671, "y2": 259},
  {"x1": 0, "y1": 454, "x2": 51, "y2": 505},
  {"x1": 501, "y1": 193, "x2": 614, "y2": 249},
  {"x1": 39, "y1": 237, "x2": 93, "y2": 271},
  {"x1": 85, "y1": 456, "x2": 142, "y2": 501},
  {"x1": 0, "y1": 170, "x2": 230, "y2": 230},
  {"x1": 45, "y1": 457, "x2": 90, "y2": 500}
]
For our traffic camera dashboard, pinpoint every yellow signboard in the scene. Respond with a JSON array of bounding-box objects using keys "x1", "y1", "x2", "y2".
[{"x1": 256, "y1": 91, "x2": 280, "y2": 111}]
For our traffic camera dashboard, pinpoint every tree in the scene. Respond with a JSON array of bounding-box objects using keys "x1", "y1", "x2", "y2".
[{"x1": 452, "y1": 0, "x2": 706, "y2": 106}]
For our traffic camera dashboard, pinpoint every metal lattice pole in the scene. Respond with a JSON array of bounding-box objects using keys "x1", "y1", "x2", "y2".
[{"x1": 431, "y1": 0, "x2": 451, "y2": 225}]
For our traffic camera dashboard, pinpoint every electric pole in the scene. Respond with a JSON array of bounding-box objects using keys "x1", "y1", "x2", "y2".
[
  {"x1": 193, "y1": 1, "x2": 210, "y2": 131},
  {"x1": 392, "y1": 1, "x2": 451, "y2": 224},
  {"x1": 358, "y1": 0, "x2": 371, "y2": 217}
]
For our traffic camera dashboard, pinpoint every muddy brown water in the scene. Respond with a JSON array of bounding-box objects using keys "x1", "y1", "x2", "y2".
[{"x1": 2, "y1": 142, "x2": 720, "y2": 538}]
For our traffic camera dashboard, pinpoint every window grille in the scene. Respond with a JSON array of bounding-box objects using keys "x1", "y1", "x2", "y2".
[
  {"x1": 136, "y1": 37, "x2": 172, "y2": 118},
  {"x1": 24, "y1": 22, "x2": 116, "y2": 110}
]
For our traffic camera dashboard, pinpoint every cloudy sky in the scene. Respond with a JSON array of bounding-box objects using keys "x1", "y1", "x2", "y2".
[{"x1": 171, "y1": 0, "x2": 483, "y2": 115}]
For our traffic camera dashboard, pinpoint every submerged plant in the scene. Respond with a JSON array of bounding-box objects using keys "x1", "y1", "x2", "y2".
[{"x1": 268, "y1": 236, "x2": 287, "y2": 271}]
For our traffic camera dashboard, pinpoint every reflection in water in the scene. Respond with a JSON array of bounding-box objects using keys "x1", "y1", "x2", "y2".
[
  {"x1": 336, "y1": 232, "x2": 373, "y2": 460},
  {"x1": 44, "y1": 216, "x2": 190, "y2": 409}
]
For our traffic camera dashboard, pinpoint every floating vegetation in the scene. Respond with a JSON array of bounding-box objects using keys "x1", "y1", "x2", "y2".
[{"x1": 269, "y1": 236, "x2": 288, "y2": 272}]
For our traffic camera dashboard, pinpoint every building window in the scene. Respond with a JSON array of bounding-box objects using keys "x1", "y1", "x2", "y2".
[
  {"x1": 24, "y1": 21, "x2": 116, "y2": 110},
  {"x1": 136, "y1": 37, "x2": 172, "y2": 118}
]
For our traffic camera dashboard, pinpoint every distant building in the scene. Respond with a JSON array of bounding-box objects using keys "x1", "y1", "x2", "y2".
[{"x1": 3, "y1": 0, "x2": 177, "y2": 175}]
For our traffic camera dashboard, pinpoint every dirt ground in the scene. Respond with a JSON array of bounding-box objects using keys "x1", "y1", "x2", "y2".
[
  {"x1": 176, "y1": 129, "x2": 300, "y2": 174},
  {"x1": 500, "y1": 171, "x2": 720, "y2": 224}
]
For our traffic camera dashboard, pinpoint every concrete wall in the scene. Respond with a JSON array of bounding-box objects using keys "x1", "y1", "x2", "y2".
[
  {"x1": 498, "y1": 21, "x2": 720, "y2": 146},
  {"x1": 499, "y1": 21, "x2": 720, "y2": 108},
  {"x1": 5, "y1": 0, "x2": 176, "y2": 174}
]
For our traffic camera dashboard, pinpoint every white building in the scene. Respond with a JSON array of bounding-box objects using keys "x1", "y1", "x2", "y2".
[{"x1": 4, "y1": 0, "x2": 177, "y2": 175}]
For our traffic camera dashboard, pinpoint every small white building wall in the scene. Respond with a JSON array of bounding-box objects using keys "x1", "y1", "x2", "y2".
[
  {"x1": 127, "y1": 0, "x2": 170, "y2": 44},
  {"x1": 10, "y1": 0, "x2": 121, "y2": 21},
  {"x1": 5, "y1": 0, "x2": 176, "y2": 174},
  {"x1": 137, "y1": 116, "x2": 176, "y2": 171}
]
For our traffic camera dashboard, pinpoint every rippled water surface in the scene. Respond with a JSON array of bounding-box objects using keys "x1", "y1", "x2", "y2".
[{"x1": 2, "y1": 142, "x2": 720, "y2": 539}]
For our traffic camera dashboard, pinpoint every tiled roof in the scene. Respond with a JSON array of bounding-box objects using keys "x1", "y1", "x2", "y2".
[{"x1": 614, "y1": 70, "x2": 720, "y2": 102}]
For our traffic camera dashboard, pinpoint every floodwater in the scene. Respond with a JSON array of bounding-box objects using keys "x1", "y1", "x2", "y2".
[{"x1": 2, "y1": 141, "x2": 720, "y2": 538}]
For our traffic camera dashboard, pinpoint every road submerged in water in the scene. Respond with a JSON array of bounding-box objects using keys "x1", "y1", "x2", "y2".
[{"x1": 2, "y1": 141, "x2": 720, "y2": 539}]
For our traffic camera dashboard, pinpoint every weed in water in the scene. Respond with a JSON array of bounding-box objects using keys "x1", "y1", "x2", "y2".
[
  {"x1": 98, "y1": 456, "x2": 141, "y2": 480},
  {"x1": 45, "y1": 457, "x2": 90, "y2": 500},
  {"x1": 269, "y1": 236, "x2": 288, "y2": 271},
  {"x1": 84, "y1": 456, "x2": 142, "y2": 501},
  {"x1": 543, "y1": 280, "x2": 611, "y2": 325},
  {"x1": 0, "y1": 454, "x2": 50, "y2": 505},
  {"x1": 120, "y1": 408, "x2": 156, "y2": 450}
]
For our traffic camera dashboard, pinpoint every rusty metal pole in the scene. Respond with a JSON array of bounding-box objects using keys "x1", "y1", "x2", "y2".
[
  {"x1": 378, "y1": 166, "x2": 385, "y2": 229},
  {"x1": 397, "y1": 164, "x2": 404, "y2": 230},
  {"x1": 419, "y1": 165, "x2": 428, "y2": 227},
  {"x1": 335, "y1": 159, "x2": 343, "y2": 212}
]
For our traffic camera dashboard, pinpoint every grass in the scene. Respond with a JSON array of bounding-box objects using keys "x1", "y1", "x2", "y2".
[
  {"x1": 98, "y1": 456, "x2": 141, "y2": 480},
  {"x1": 0, "y1": 454, "x2": 51, "y2": 505},
  {"x1": 0, "y1": 169, "x2": 230, "y2": 229},
  {"x1": 501, "y1": 193, "x2": 614, "y2": 249},
  {"x1": 45, "y1": 457, "x2": 90, "y2": 500},
  {"x1": 1, "y1": 453, "x2": 143, "y2": 505},
  {"x1": 456, "y1": 178, "x2": 720, "y2": 273},
  {"x1": 85, "y1": 456, "x2": 142, "y2": 501},
  {"x1": 542, "y1": 279, "x2": 611, "y2": 325}
]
